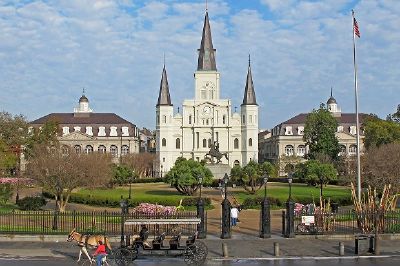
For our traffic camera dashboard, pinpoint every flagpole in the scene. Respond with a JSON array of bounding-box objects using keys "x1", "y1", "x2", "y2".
[{"x1": 352, "y1": 10, "x2": 361, "y2": 201}]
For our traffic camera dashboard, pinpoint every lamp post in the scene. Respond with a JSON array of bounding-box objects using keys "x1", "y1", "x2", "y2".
[
  {"x1": 374, "y1": 197, "x2": 380, "y2": 255},
  {"x1": 260, "y1": 174, "x2": 271, "y2": 238},
  {"x1": 319, "y1": 176, "x2": 323, "y2": 199},
  {"x1": 52, "y1": 181, "x2": 61, "y2": 230},
  {"x1": 128, "y1": 176, "x2": 135, "y2": 200},
  {"x1": 120, "y1": 197, "x2": 128, "y2": 247},
  {"x1": 196, "y1": 175, "x2": 206, "y2": 239},
  {"x1": 220, "y1": 173, "x2": 231, "y2": 239},
  {"x1": 285, "y1": 173, "x2": 295, "y2": 238}
]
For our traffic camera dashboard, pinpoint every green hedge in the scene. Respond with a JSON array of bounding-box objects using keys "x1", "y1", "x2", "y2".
[
  {"x1": 131, "y1": 178, "x2": 164, "y2": 184},
  {"x1": 242, "y1": 196, "x2": 284, "y2": 209}
]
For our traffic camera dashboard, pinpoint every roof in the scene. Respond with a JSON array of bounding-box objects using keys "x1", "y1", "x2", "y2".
[
  {"x1": 79, "y1": 95, "x2": 89, "y2": 102},
  {"x1": 327, "y1": 97, "x2": 337, "y2": 104},
  {"x1": 197, "y1": 12, "x2": 217, "y2": 71},
  {"x1": 156, "y1": 66, "x2": 172, "y2": 106},
  {"x1": 242, "y1": 57, "x2": 257, "y2": 105},
  {"x1": 282, "y1": 113, "x2": 368, "y2": 125},
  {"x1": 30, "y1": 113, "x2": 135, "y2": 126}
]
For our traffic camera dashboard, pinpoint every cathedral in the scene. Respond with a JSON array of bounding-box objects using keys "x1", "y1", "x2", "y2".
[{"x1": 155, "y1": 12, "x2": 259, "y2": 176}]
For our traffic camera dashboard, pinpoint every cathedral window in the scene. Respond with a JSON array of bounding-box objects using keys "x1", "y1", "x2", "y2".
[
  {"x1": 196, "y1": 133, "x2": 199, "y2": 148},
  {"x1": 223, "y1": 115, "x2": 226, "y2": 124},
  {"x1": 110, "y1": 145, "x2": 118, "y2": 157},
  {"x1": 98, "y1": 145, "x2": 106, "y2": 153},
  {"x1": 242, "y1": 115, "x2": 245, "y2": 124},
  {"x1": 248, "y1": 138, "x2": 253, "y2": 147},
  {"x1": 208, "y1": 139, "x2": 212, "y2": 148},
  {"x1": 74, "y1": 145, "x2": 81, "y2": 154},
  {"x1": 162, "y1": 138, "x2": 166, "y2": 147},
  {"x1": 211, "y1": 90, "x2": 214, "y2": 99},
  {"x1": 157, "y1": 115, "x2": 159, "y2": 124},
  {"x1": 85, "y1": 145, "x2": 93, "y2": 154},
  {"x1": 201, "y1": 90, "x2": 206, "y2": 99},
  {"x1": 234, "y1": 138, "x2": 239, "y2": 149},
  {"x1": 189, "y1": 115, "x2": 192, "y2": 124},
  {"x1": 249, "y1": 115, "x2": 253, "y2": 123},
  {"x1": 284, "y1": 145, "x2": 294, "y2": 156},
  {"x1": 215, "y1": 132, "x2": 219, "y2": 142},
  {"x1": 206, "y1": 119, "x2": 209, "y2": 125},
  {"x1": 176, "y1": 138, "x2": 181, "y2": 149},
  {"x1": 203, "y1": 139, "x2": 207, "y2": 148},
  {"x1": 121, "y1": 145, "x2": 129, "y2": 155},
  {"x1": 163, "y1": 115, "x2": 167, "y2": 123}
]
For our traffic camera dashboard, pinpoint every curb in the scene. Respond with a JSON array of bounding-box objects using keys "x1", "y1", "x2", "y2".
[{"x1": 211, "y1": 254, "x2": 400, "y2": 261}]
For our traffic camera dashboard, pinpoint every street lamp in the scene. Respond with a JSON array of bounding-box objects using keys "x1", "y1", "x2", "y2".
[
  {"x1": 319, "y1": 176, "x2": 323, "y2": 199},
  {"x1": 260, "y1": 174, "x2": 271, "y2": 238},
  {"x1": 120, "y1": 197, "x2": 128, "y2": 246},
  {"x1": 196, "y1": 175, "x2": 206, "y2": 238},
  {"x1": 128, "y1": 176, "x2": 135, "y2": 200},
  {"x1": 285, "y1": 173, "x2": 295, "y2": 238},
  {"x1": 221, "y1": 173, "x2": 231, "y2": 239}
]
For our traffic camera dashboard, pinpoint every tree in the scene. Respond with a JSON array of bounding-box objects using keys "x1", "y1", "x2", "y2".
[
  {"x1": 363, "y1": 115, "x2": 400, "y2": 149},
  {"x1": 28, "y1": 145, "x2": 113, "y2": 212},
  {"x1": 24, "y1": 120, "x2": 59, "y2": 159},
  {"x1": 387, "y1": 104, "x2": 400, "y2": 123},
  {"x1": 303, "y1": 104, "x2": 340, "y2": 161},
  {"x1": 362, "y1": 143, "x2": 400, "y2": 193},
  {"x1": 121, "y1": 152, "x2": 156, "y2": 177},
  {"x1": 112, "y1": 164, "x2": 137, "y2": 185},
  {"x1": 165, "y1": 157, "x2": 213, "y2": 196},
  {"x1": 230, "y1": 161, "x2": 277, "y2": 194},
  {"x1": 294, "y1": 160, "x2": 337, "y2": 195}
]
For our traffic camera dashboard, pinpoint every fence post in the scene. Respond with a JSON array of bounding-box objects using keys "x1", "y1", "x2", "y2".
[
  {"x1": 339, "y1": 242, "x2": 344, "y2": 256},
  {"x1": 281, "y1": 210, "x2": 286, "y2": 236},
  {"x1": 274, "y1": 242, "x2": 280, "y2": 256}
]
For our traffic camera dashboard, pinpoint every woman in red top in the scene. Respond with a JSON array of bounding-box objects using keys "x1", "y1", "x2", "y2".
[{"x1": 93, "y1": 240, "x2": 107, "y2": 266}]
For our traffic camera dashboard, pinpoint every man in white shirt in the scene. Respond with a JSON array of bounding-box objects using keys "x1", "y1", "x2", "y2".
[{"x1": 231, "y1": 206, "x2": 239, "y2": 226}]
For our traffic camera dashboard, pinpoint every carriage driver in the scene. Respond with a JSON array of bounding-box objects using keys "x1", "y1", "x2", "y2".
[{"x1": 93, "y1": 240, "x2": 107, "y2": 266}]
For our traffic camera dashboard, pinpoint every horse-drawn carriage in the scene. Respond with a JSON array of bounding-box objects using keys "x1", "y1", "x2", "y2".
[{"x1": 114, "y1": 218, "x2": 208, "y2": 265}]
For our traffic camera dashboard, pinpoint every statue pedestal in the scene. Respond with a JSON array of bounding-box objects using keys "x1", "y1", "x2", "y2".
[{"x1": 206, "y1": 164, "x2": 232, "y2": 179}]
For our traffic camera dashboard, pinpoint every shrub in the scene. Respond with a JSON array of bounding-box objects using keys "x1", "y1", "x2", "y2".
[
  {"x1": 0, "y1": 184, "x2": 13, "y2": 204},
  {"x1": 181, "y1": 197, "x2": 211, "y2": 206},
  {"x1": 17, "y1": 196, "x2": 46, "y2": 211}
]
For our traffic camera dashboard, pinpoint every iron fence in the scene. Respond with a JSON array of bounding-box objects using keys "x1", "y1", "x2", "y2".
[
  {"x1": 294, "y1": 209, "x2": 400, "y2": 235},
  {"x1": 0, "y1": 210, "x2": 197, "y2": 236}
]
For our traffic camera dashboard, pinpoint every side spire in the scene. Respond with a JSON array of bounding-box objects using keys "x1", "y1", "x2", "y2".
[
  {"x1": 156, "y1": 65, "x2": 172, "y2": 106},
  {"x1": 242, "y1": 55, "x2": 257, "y2": 105},
  {"x1": 197, "y1": 12, "x2": 217, "y2": 71}
]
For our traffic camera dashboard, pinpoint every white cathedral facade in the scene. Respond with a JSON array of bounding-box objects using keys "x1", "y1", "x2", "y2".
[{"x1": 155, "y1": 12, "x2": 259, "y2": 175}]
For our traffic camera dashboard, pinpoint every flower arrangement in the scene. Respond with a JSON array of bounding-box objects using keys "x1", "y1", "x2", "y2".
[
  {"x1": 0, "y1": 178, "x2": 34, "y2": 186},
  {"x1": 132, "y1": 203, "x2": 177, "y2": 215}
]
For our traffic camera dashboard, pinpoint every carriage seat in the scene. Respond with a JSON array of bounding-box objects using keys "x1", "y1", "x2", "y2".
[
  {"x1": 169, "y1": 232, "x2": 182, "y2": 250},
  {"x1": 186, "y1": 232, "x2": 197, "y2": 245},
  {"x1": 152, "y1": 232, "x2": 166, "y2": 250}
]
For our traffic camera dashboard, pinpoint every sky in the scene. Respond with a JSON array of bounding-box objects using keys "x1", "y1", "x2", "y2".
[{"x1": 0, "y1": 0, "x2": 399, "y2": 131}]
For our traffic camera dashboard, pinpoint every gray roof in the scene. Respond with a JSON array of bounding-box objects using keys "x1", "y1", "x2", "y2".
[
  {"x1": 156, "y1": 66, "x2": 172, "y2": 106},
  {"x1": 79, "y1": 95, "x2": 88, "y2": 102},
  {"x1": 242, "y1": 58, "x2": 257, "y2": 105},
  {"x1": 30, "y1": 113, "x2": 135, "y2": 126},
  {"x1": 197, "y1": 12, "x2": 217, "y2": 71}
]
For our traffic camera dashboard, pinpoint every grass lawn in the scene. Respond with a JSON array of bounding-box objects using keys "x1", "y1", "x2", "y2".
[
  {"x1": 0, "y1": 203, "x2": 18, "y2": 212},
  {"x1": 232, "y1": 182, "x2": 352, "y2": 205}
]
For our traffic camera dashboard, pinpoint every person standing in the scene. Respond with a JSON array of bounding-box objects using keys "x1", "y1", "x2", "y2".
[{"x1": 231, "y1": 206, "x2": 239, "y2": 226}]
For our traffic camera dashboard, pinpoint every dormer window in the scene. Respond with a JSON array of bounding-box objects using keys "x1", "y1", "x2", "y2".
[
  {"x1": 122, "y1": 127, "x2": 129, "y2": 136},
  {"x1": 98, "y1": 127, "x2": 106, "y2": 136},
  {"x1": 285, "y1": 126, "x2": 293, "y2": 135},
  {"x1": 297, "y1": 126, "x2": 304, "y2": 135},
  {"x1": 85, "y1": 127, "x2": 93, "y2": 136},
  {"x1": 337, "y1": 126, "x2": 344, "y2": 132},
  {"x1": 74, "y1": 126, "x2": 81, "y2": 132},
  {"x1": 110, "y1": 126, "x2": 118, "y2": 136},
  {"x1": 62, "y1": 127, "x2": 70, "y2": 136},
  {"x1": 349, "y1": 126, "x2": 356, "y2": 135}
]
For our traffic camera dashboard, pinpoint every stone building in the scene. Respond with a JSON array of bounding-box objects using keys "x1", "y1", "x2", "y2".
[
  {"x1": 155, "y1": 11, "x2": 259, "y2": 175},
  {"x1": 259, "y1": 92, "x2": 367, "y2": 175},
  {"x1": 30, "y1": 93, "x2": 140, "y2": 162}
]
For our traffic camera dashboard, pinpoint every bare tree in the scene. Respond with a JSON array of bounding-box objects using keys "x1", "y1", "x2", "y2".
[
  {"x1": 27, "y1": 145, "x2": 113, "y2": 212},
  {"x1": 362, "y1": 143, "x2": 400, "y2": 193},
  {"x1": 121, "y1": 152, "x2": 155, "y2": 177}
]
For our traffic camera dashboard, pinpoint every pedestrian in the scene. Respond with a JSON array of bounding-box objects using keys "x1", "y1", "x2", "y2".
[
  {"x1": 93, "y1": 240, "x2": 107, "y2": 266},
  {"x1": 231, "y1": 206, "x2": 239, "y2": 226}
]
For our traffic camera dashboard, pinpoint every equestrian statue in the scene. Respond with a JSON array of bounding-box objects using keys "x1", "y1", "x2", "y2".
[{"x1": 204, "y1": 141, "x2": 228, "y2": 164}]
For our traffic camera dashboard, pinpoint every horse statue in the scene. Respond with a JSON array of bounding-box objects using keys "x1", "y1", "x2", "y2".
[
  {"x1": 67, "y1": 228, "x2": 112, "y2": 262},
  {"x1": 204, "y1": 142, "x2": 229, "y2": 164}
]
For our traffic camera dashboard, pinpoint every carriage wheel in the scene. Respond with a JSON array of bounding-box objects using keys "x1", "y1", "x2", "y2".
[
  {"x1": 113, "y1": 247, "x2": 133, "y2": 266},
  {"x1": 184, "y1": 241, "x2": 208, "y2": 265}
]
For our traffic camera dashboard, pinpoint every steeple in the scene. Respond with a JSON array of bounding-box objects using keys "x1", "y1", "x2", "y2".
[
  {"x1": 197, "y1": 12, "x2": 217, "y2": 71},
  {"x1": 242, "y1": 55, "x2": 257, "y2": 105},
  {"x1": 156, "y1": 65, "x2": 172, "y2": 106}
]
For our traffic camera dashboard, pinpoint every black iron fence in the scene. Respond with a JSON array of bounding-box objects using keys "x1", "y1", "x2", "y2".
[
  {"x1": 294, "y1": 209, "x2": 400, "y2": 235},
  {"x1": 0, "y1": 210, "x2": 198, "y2": 236}
]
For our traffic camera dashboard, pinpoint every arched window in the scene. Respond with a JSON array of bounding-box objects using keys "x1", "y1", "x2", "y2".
[
  {"x1": 61, "y1": 145, "x2": 69, "y2": 155},
  {"x1": 110, "y1": 145, "x2": 118, "y2": 157},
  {"x1": 85, "y1": 145, "x2": 93, "y2": 154},
  {"x1": 234, "y1": 138, "x2": 239, "y2": 149},
  {"x1": 248, "y1": 138, "x2": 253, "y2": 147},
  {"x1": 163, "y1": 115, "x2": 167, "y2": 123},
  {"x1": 74, "y1": 145, "x2": 81, "y2": 154},
  {"x1": 242, "y1": 115, "x2": 245, "y2": 124},
  {"x1": 162, "y1": 138, "x2": 166, "y2": 147},
  {"x1": 121, "y1": 145, "x2": 129, "y2": 155},
  {"x1": 98, "y1": 145, "x2": 106, "y2": 153},
  {"x1": 189, "y1": 115, "x2": 192, "y2": 124},
  {"x1": 208, "y1": 139, "x2": 212, "y2": 148},
  {"x1": 222, "y1": 115, "x2": 226, "y2": 124},
  {"x1": 202, "y1": 139, "x2": 207, "y2": 148},
  {"x1": 176, "y1": 138, "x2": 180, "y2": 149},
  {"x1": 284, "y1": 145, "x2": 294, "y2": 156},
  {"x1": 297, "y1": 145, "x2": 306, "y2": 156},
  {"x1": 234, "y1": 160, "x2": 240, "y2": 166},
  {"x1": 349, "y1": 145, "x2": 357, "y2": 155},
  {"x1": 339, "y1": 145, "x2": 346, "y2": 155}
]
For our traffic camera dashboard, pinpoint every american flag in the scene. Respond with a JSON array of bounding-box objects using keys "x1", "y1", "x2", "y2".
[{"x1": 353, "y1": 18, "x2": 360, "y2": 38}]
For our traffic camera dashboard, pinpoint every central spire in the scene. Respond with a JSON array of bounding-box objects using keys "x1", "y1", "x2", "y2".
[
  {"x1": 156, "y1": 65, "x2": 172, "y2": 106},
  {"x1": 197, "y1": 12, "x2": 217, "y2": 71},
  {"x1": 242, "y1": 55, "x2": 257, "y2": 105}
]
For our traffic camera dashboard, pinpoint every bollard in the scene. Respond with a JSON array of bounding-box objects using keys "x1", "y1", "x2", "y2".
[
  {"x1": 222, "y1": 243, "x2": 229, "y2": 258},
  {"x1": 339, "y1": 242, "x2": 344, "y2": 256},
  {"x1": 274, "y1": 242, "x2": 280, "y2": 257}
]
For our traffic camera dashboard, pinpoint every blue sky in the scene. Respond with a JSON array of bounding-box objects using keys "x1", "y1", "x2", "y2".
[{"x1": 0, "y1": 0, "x2": 399, "y2": 130}]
